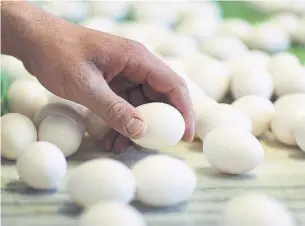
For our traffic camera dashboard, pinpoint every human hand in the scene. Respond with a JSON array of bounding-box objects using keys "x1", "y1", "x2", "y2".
[{"x1": 2, "y1": 2, "x2": 195, "y2": 152}]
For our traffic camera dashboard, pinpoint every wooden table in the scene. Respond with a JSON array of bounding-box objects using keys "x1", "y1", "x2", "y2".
[{"x1": 2, "y1": 133, "x2": 305, "y2": 226}]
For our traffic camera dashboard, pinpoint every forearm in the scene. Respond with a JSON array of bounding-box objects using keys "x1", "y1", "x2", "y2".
[{"x1": 1, "y1": 1, "x2": 69, "y2": 61}]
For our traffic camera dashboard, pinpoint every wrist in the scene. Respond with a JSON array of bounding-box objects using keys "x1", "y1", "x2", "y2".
[{"x1": 1, "y1": 1, "x2": 71, "y2": 62}]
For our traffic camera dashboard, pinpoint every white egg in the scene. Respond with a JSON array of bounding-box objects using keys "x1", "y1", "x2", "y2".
[
  {"x1": 222, "y1": 192, "x2": 296, "y2": 226},
  {"x1": 8, "y1": 80, "x2": 49, "y2": 119},
  {"x1": 47, "y1": 95, "x2": 88, "y2": 118},
  {"x1": 294, "y1": 116, "x2": 305, "y2": 152},
  {"x1": 155, "y1": 34, "x2": 198, "y2": 57},
  {"x1": 84, "y1": 109, "x2": 110, "y2": 140},
  {"x1": 196, "y1": 104, "x2": 252, "y2": 141},
  {"x1": 232, "y1": 95, "x2": 275, "y2": 137},
  {"x1": 183, "y1": 52, "x2": 215, "y2": 70},
  {"x1": 128, "y1": 2, "x2": 177, "y2": 26},
  {"x1": 274, "y1": 66, "x2": 305, "y2": 97},
  {"x1": 42, "y1": 1, "x2": 88, "y2": 22},
  {"x1": 81, "y1": 17, "x2": 116, "y2": 33},
  {"x1": 274, "y1": 93, "x2": 305, "y2": 111},
  {"x1": 291, "y1": 19, "x2": 305, "y2": 45},
  {"x1": 162, "y1": 58, "x2": 218, "y2": 118},
  {"x1": 38, "y1": 115, "x2": 83, "y2": 157},
  {"x1": 67, "y1": 159, "x2": 135, "y2": 207},
  {"x1": 201, "y1": 36, "x2": 248, "y2": 60},
  {"x1": 216, "y1": 18, "x2": 252, "y2": 41},
  {"x1": 267, "y1": 52, "x2": 301, "y2": 77},
  {"x1": 16, "y1": 141, "x2": 67, "y2": 190},
  {"x1": 1, "y1": 113, "x2": 37, "y2": 160},
  {"x1": 132, "y1": 155, "x2": 196, "y2": 207},
  {"x1": 1, "y1": 55, "x2": 34, "y2": 83},
  {"x1": 187, "y1": 58, "x2": 230, "y2": 101},
  {"x1": 79, "y1": 202, "x2": 146, "y2": 226},
  {"x1": 203, "y1": 127, "x2": 264, "y2": 174},
  {"x1": 271, "y1": 95, "x2": 305, "y2": 146},
  {"x1": 245, "y1": 22, "x2": 290, "y2": 53},
  {"x1": 34, "y1": 103, "x2": 86, "y2": 132},
  {"x1": 131, "y1": 103, "x2": 185, "y2": 150},
  {"x1": 225, "y1": 50, "x2": 271, "y2": 72},
  {"x1": 90, "y1": 2, "x2": 131, "y2": 19},
  {"x1": 230, "y1": 67, "x2": 274, "y2": 100},
  {"x1": 268, "y1": 13, "x2": 300, "y2": 34},
  {"x1": 175, "y1": 4, "x2": 221, "y2": 43}
]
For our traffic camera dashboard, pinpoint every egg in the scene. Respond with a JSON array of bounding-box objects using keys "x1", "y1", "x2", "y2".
[
  {"x1": 222, "y1": 192, "x2": 296, "y2": 226},
  {"x1": 1, "y1": 113, "x2": 37, "y2": 160},
  {"x1": 79, "y1": 202, "x2": 146, "y2": 226},
  {"x1": 203, "y1": 127, "x2": 264, "y2": 174},
  {"x1": 267, "y1": 52, "x2": 301, "y2": 78},
  {"x1": 90, "y1": 1, "x2": 131, "y2": 20},
  {"x1": 42, "y1": 1, "x2": 88, "y2": 23},
  {"x1": 1, "y1": 55, "x2": 34, "y2": 83},
  {"x1": 47, "y1": 95, "x2": 88, "y2": 118},
  {"x1": 225, "y1": 50, "x2": 271, "y2": 72},
  {"x1": 132, "y1": 155, "x2": 196, "y2": 207},
  {"x1": 187, "y1": 58, "x2": 230, "y2": 101},
  {"x1": 196, "y1": 104, "x2": 252, "y2": 141},
  {"x1": 128, "y1": 2, "x2": 177, "y2": 27},
  {"x1": 291, "y1": 18, "x2": 305, "y2": 44},
  {"x1": 200, "y1": 36, "x2": 248, "y2": 60},
  {"x1": 294, "y1": 116, "x2": 305, "y2": 152},
  {"x1": 34, "y1": 103, "x2": 86, "y2": 132},
  {"x1": 216, "y1": 18, "x2": 252, "y2": 41},
  {"x1": 232, "y1": 95, "x2": 275, "y2": 137},
  {"x1": 8, "y1": 80, "x2": 49, "y2": 119},
  {"x1": 175, "y1": 3, "x2": 221, "y2": 42},
  {"x1": 66, "y1": 159, "x2": 135, "y2": 207},
  {"x1": 230, "y1": 67, "x2": 274, "y2": 100},
  {"x1": 84, "y1": 109, "x2": 110, "y2": 140},
  {"x1": 155, "y1": 34, "x2": 198, "y2": 57},
  {"x1": 38, "y1": 115, "x2": 83, "y2": 157},
  {"x1": 268, "y1": 13, "x2": 300, "y2": 35},
  {"x1": 16, "y1": 141, "x2": 67, "y2": 190},
  {"x1": 245, "y1": 22, "x2": 290, "y2": 53},
  {"x1": 81, "y1": 17, "x2": 116, "y2": 33},
  {"x1": 274, "y1": 66, "x2": 305, "y2": 97},
  {"x1": 163, "y1": 58, "x2": 218, "y2": 117},
  {"x1": 271, "y1": 95, "x2": 305, "y2": 146},
  {"x1": 131, "y1": 103, "x2": 185, "y2": 150}
]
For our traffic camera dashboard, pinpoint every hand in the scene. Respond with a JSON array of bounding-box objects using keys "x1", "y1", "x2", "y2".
[{"x1": 2, "y1": 2, "x2": 195, "y2": 152}]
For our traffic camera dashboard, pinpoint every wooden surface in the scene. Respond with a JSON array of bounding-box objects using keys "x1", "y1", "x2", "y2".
[{"x1": 1, "y1": 132, "x2": 305, "y2": 226}]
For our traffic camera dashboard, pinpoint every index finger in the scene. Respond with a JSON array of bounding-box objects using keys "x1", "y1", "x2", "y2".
[{"x1": 122, "y1": 43, "x2": 195, "y2": 141}]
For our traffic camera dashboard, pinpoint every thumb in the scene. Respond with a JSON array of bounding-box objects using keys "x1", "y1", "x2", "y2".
[
  {"x1": 75, "y1": 76, "x2": 147, "y2": 139},
  {"x1": 100, "y1": 88, "x2": 147, "y2": 139}
]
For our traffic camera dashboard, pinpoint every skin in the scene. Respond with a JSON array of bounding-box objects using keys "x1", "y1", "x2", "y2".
[{"x1": 1, "y1": 1, "x2": 195, "y2": 152}]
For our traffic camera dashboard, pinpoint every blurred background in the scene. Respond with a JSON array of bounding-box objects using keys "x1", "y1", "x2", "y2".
[{"x1": 2, "y1": 0, "x2": 305, "y2": 114}]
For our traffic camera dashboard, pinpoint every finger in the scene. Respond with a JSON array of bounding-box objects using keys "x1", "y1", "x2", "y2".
[
  {"x1": 75, "y1": 66, "x2": 147, "y2": 139},
  {"x1": 122, "y1": 43, "x2": 195, "y2": 141},
  {"x1": 113, "y1": 135, "x2": 132, "y2": 153}
]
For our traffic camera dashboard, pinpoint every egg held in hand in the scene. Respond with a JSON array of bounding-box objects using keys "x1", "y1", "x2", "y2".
[{"x1": 131, "y1": 103, "x2": 185, "y2": 150}]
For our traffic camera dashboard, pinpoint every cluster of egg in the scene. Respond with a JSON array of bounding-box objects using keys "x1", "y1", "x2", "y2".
[{"x1": 2, "y1": 1, "x2": 303, "y2": 226}]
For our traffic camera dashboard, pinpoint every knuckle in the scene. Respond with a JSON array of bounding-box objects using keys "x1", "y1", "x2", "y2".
[
  {"x1": 128, "y1": 40, "x2": 148, "y2": 55},
  {"x1": 177, "y1": 77, "x2": 188, "y2": 91},
  {"x1": 107, "y1": 100, "x2": 129, "y2": 122}
]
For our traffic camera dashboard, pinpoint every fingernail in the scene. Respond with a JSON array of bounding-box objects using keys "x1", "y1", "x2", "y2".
[{"x1": 125, "y1": 118, "x2": 146, "y2": 138}]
